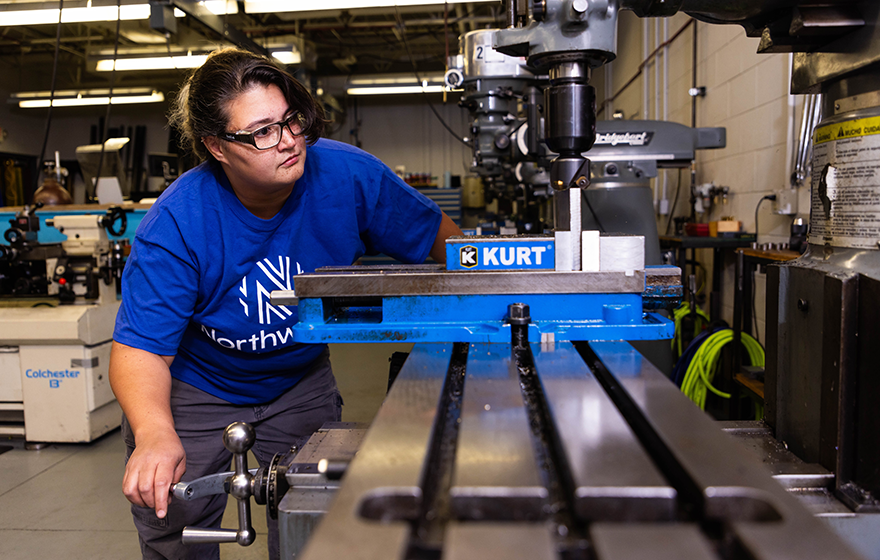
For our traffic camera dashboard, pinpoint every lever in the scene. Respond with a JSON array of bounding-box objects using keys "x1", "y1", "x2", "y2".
[
  {"x1": 171, "y1": 468, "x2": 259, "y2": 501},
  {"x1": 180, "y1": 422, "x2": 257, "y2": 547}
]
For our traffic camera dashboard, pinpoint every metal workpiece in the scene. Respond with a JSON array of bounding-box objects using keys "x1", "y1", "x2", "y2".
[
  {"x1": 532, "y1": 342, "x2": 676, "y2": 521},
  {"x1": 279, "y1": 267, "x2": 646, "y2": 299},
  {"x1": 298, "y1": 343, "x2": 460, "y2": 560},
  {"x1": 449, "y1": 344, "x2": 548, "y2": 520},
  {"x1": 581, "y1": 340, "x2": 866, "y2": 560},
  {"x1": 767, "y1": 264, "x2": 847, "y2": 469},
  {"x1": 554, "y1": 187, "x2": 585, "y2": 271}
]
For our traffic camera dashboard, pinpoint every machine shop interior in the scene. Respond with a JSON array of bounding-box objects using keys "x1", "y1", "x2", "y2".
[{"x1": 1, "y1": 1, "x2": 879, "y2": 559}]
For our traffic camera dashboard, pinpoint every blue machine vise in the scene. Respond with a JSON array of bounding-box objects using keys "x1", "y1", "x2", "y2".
[{"x1": 271, "y1": 236, "x2": 681, "y2": 344}]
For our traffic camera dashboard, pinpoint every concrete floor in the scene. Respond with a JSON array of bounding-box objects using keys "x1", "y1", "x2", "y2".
[{"x1": 0, "y1": 343, "x2": 410, "y2": 560}]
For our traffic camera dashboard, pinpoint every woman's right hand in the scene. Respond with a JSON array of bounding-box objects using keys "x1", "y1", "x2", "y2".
[
  {"x1": 123, "y1": 427, "x2": 187, "y2": 518},
  {"x1": 110, "y1": 341, "x2": 181, "y2": 519}
]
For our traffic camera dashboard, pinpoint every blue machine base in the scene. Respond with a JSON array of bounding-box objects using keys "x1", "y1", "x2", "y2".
[{"x1": 293, "y1": 292, "x2": 675, "y2": 343}]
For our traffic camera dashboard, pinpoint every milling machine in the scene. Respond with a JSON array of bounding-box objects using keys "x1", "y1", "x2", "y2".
[
  {"x1": 445, "y1": 28, "x2": 726, "y2": 265},
  {"x1": 168, "y1": 1, "x2": 880, "y2": 559},
  {"x1": 0, "y1": 205, "x2": 127, "y2": 443}
]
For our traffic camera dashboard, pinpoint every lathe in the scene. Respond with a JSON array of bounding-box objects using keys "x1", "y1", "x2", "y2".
[
  {"x1": 0, "y1": 204, "x2": 127, "y2": 443},
  {"x1": 171, "y1": 0, "x2": 880, "y2": 558}
]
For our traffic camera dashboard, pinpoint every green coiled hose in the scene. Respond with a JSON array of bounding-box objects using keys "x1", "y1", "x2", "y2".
[{"x1": 680, "y1": 329, "x2": 764, "y2": 418}]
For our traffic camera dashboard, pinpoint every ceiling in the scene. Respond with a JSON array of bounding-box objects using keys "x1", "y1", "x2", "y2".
[{"x1": 0, "y1": 2, "x2": 505, "y2": 96}]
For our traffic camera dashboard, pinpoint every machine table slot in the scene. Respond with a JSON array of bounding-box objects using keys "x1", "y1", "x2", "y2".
[
  {"x1": 580, "y1": 340, "x2": 865, "y2": 560},
  {"x1": 533, "y1": 342, "x2": 677, "y2": 522},
  {"x1": 449, "y1": 343, "x2": 548, "y2": 520}
]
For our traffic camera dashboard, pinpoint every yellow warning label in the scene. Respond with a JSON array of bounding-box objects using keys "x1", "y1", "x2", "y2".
[{"x1": 815, "y1": 116, "x2": 880, "y2": 144}]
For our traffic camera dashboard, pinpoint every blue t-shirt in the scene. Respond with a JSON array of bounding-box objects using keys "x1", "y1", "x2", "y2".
[{"x1": 114, "y1": 138, "x2": 442, "y2": 405}]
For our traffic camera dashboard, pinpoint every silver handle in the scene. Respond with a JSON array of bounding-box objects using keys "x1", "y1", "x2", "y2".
[
  {"x1": 179, "y1": 422, "x2": 257, "y2": 547},
  {"x1": 181, "y1": 527, "x2": 241, "y2": 545}
]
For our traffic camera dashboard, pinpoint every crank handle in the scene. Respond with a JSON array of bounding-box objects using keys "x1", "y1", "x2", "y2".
[{"x1": 179, "y1": 422, "x2": 257, "y2": 547}]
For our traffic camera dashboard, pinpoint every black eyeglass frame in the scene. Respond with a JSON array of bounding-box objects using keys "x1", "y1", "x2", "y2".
[{"x1": 217, "y1": 113, "x2": 305, "y2": 150}]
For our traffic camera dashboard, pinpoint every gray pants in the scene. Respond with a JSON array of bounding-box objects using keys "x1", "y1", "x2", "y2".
[{"x1": 122, "y1": 350, "x2": 341, "y2": 560}]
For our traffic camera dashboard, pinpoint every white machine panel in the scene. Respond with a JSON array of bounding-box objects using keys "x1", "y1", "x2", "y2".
[
  {"x1": 0, "y1": 301, "x2": 119, "y2": 346},
  {"x1": 19, "y1": 342, "x2": 120, "y2": 442},
  {"x1": 0, "y1": 346, "x2": 21, "y2": 402}
]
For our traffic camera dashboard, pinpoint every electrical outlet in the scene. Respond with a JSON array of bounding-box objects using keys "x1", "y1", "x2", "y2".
[
  {"x1": 774, "y1": 189, "x2": 798, "y2": 215},
  {"x1": 659, "y1": 199, "x2": 669, "y2": 215}
]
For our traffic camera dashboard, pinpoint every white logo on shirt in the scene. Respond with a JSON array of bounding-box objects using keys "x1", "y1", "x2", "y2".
[{"x1": 238, "y1": 256, "x2": 303, "y2": 325}]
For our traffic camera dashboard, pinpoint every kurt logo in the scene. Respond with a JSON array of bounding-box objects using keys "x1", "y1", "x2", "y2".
[
  {"x1": 482, "y1": 245, "x2": 549, "y2": 266},
  {"x1": 460, "y1": 245, "x2": 478, "y2": 268},
  {"x1": 239, "y1": 256, "x2": 302, "y2": 325}
]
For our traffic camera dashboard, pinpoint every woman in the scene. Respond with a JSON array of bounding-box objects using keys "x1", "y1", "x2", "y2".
[{"x1": 110, "y1": 47, "x2": 461, "y2": 560}]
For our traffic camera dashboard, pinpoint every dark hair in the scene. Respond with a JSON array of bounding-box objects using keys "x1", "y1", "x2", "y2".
[{"x1": 169, "y1": 47, "x2": 325, "y2": 161}]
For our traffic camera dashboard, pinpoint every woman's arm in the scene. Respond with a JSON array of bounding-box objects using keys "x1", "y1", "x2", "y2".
[
  {"x1": 109, "y1": 341, "x2": 184, "y2": 519},
  {"x1": 429, "y1": 212, "x2": 464, "y2": 264}
]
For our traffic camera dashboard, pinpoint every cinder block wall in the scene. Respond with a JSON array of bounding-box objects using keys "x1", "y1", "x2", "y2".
[{"x1": 591, "y1": 11, "x2": 813, "y2": 343}]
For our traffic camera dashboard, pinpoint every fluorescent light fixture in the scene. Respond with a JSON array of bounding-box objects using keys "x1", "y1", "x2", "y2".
[
  {"x1": 11, "y1": 88, "x2": 164, "y2": 108},
  {"x1": 197, "y1": 1, "x2": 239, "y2": 15},
  {"x1": 271, "y1": 50, "x2": 301, "y2": 65},
  {"x1": 245, "y1": 0, "x2": 496, "y2": 13},
  {"x1": 96, "y1": 53, "x2": 210, "y2": 71},
  {"x1": 347, "y1": 85, "x2": 446, "y2": 95},
  {"x1": 0, "y1": 1, "x2": 235, "y2": 27},
  {"x1": 0, "y1": 4, "x2": 147, "y2": 25},
  {"x1": 94, "y1": 43, "x2": 301, "y2": 71},
  {"x1": 346, "y1": 74, "x2": 451, "y2": 95}
]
